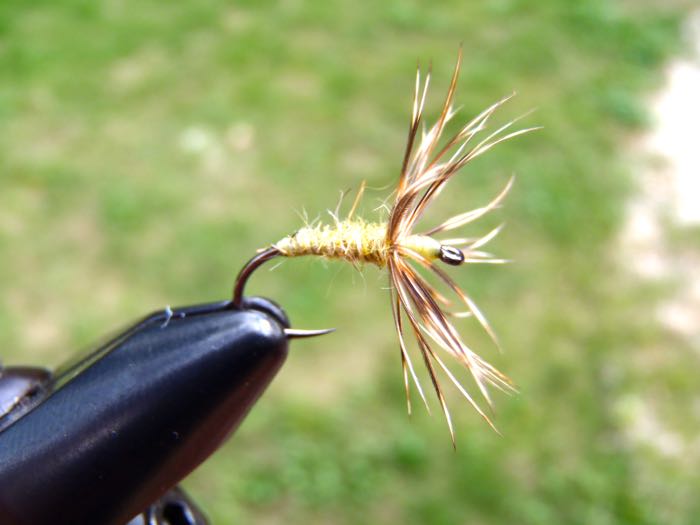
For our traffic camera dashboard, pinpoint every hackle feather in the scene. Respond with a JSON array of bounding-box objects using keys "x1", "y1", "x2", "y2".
[{"x1": 386, "y1": 49, "x2": 536, "y2": 444}]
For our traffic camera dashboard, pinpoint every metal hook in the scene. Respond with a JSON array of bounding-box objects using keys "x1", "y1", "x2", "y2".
[
  {"x1": 234, "y1": 248, "x2": 336, "y2": 340},
  {"x1": 232, "y1": 247, "x2": 281, "y2": 308}
]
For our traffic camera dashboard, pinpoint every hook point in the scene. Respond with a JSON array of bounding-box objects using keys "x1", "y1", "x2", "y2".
[{"x1": 284, "y1": 327, "x2": 336, "y2": 339}]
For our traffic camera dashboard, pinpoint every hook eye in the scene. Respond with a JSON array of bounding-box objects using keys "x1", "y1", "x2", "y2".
[{"x1": 439, "y1": 245, "x2": 465, "y2": 266}]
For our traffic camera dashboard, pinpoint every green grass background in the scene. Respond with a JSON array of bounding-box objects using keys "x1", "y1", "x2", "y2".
[{"x1": 1, "y1": 0, "x2": 698, "y2": 523}]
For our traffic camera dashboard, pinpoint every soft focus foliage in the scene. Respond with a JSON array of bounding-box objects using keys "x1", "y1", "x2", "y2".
[{"x1": 1, "y1": 1, "x2": 697, "y2": 523}]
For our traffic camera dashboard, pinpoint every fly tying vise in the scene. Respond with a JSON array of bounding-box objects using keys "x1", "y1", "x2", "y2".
[{"x1": 233, "y1": 50, "x2": 538, "y2": 442}]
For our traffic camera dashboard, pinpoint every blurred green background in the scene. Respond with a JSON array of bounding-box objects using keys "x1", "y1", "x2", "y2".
[{"x1": 2, "y1": 0, "x2": 698, "y2": 523}]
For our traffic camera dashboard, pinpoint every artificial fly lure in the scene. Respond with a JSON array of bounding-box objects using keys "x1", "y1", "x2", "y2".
[{"x1": 233, "y1": 50, "x2": 538, "y2": 443}]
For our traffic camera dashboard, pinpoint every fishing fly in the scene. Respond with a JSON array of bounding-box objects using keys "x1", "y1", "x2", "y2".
[{"x1": 233, "y1": 50, "x2": 537, "y2": 442}]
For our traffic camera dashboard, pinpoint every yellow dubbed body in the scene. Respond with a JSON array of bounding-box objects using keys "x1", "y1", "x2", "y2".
[{"x1": 274, "y1": 220, "x2": 442, "y2": 267}]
